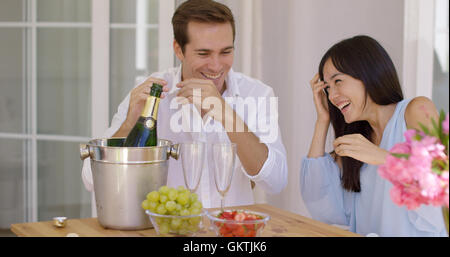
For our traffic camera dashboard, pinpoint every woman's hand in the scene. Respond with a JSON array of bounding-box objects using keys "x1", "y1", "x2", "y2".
[
  {"x1": 310, "y1": 73, "x2": 330, "y2": 124},
  {"x1": 333, "y1": 134, "x2": 389, "y2": 165}
]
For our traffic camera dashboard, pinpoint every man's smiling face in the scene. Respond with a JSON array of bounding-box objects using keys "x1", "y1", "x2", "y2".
[{"x1": 174, "y1": 21, "x2": 234, "y2": 94}]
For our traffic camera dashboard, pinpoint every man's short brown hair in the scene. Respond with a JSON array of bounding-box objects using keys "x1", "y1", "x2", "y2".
[{"x1": 172, "y1": 0, "x2": 236, "y2": 53}]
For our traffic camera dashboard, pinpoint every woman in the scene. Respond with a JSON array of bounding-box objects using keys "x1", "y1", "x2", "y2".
[{"x1": 300, "y1": 35, "x2": 447, "y2": 236}]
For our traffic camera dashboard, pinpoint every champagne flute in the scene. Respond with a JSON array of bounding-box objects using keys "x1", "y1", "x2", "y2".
[
  {"x1": 180, "y1": 142, "x2": 206, "y2": 193},
  {"x1": 212, "y1": 143, "x2": 236, "y2": 211}
]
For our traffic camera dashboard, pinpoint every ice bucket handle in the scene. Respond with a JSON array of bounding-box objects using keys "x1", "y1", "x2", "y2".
[
  {"x1": 168, "y1": 143, "x2": 180, "y2": 160},
  {"x1": 79, "y1": 144, "x2": 90, "y2": 160}
]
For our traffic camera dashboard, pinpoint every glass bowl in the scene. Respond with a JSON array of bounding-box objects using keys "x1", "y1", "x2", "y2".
[
  {"x1": 145, "y1": 210, "x2": 205, "y2": 236},
  {"x1": 206, "y1": 209, "x2": 270, "y2": 237}
]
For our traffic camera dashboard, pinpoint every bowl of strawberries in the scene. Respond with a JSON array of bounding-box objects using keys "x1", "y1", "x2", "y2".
[{"x1": 206, "y1": 209, "x2": 270, "y2": 237}]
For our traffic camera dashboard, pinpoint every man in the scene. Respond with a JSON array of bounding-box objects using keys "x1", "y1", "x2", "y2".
[{"x1": 82, "y1": 0, "x2": 287, "y2": 208}]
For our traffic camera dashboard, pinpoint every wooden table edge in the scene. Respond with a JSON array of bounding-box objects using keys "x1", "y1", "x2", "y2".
[{"x1": 10, "y1": 203, "x2": 360, "y2": 237}]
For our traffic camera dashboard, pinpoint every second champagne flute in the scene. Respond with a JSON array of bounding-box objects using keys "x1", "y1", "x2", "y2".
[
  {"x1": 180, "y1": 142, "x2": 206, "y2": 193},
  {"x1": 212, "y1": 143, "x2": 236, "y2": 211}
]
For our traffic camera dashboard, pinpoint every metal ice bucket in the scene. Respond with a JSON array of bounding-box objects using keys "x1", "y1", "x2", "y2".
[{"x1": 79, "y1": 138, "x2": 179, "y2": 230}]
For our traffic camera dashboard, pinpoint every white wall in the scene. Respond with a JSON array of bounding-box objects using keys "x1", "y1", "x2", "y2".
[{"x1": 258, "y1": 0, "x2": 405, "y2": 216}]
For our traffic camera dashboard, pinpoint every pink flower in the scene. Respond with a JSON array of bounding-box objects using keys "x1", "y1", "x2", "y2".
[
  {"x1": 418, "y1": 172, "x2": 441, "y2": 198},
  {"x1": 404, "y1": 129, "x2": 418, "y2": 143},
  {"x1": 390, "y1": 141, "x2": 411, "y2": 154},
  {"x1": 433, "y1": 171, "x2": 449, "y2": 208},
  {"x1": 390, "y1": 184, "x2": 422, "y2": 210},
  {"x1": 378, "y1": 128, "x2": 449, "y2": 210},
  {"x1": 379, "y1": 155, "x2": 409, "y2": 183},
  {"x1": 443, "y1": 113, "x2": 449, "y2": 134}
]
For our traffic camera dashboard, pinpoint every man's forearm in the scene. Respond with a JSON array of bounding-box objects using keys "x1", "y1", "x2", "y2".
[
  {"x1": 221, "y1": 102, "x2": 268, "y2": 176},
  {"x1": 227, "y1": 130, "x2": 268, "y2": 176},
  {"x1": 112, "y1": 120, "x2": 133, "y2": 138}
]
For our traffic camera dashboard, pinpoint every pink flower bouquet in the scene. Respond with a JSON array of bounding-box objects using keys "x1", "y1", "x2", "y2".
[{"x1": 378, "y1": 111, "x2": 449, "y2": 233}]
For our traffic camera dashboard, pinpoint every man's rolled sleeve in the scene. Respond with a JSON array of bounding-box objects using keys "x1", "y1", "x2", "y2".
[{"x1": 244, "y1": 143, "x2": 287, "y2": 194}]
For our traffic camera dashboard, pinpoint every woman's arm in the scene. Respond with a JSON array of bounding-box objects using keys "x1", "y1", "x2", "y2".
[
  {"x1": 300, "y1": 154, "x2": 349, "y2": 226},
  {"x1": 308, "y1": 121, "x2": 330, "y2": 158},
  {"x1": 308, "y1": 73, "x2": 331, "y2": 158},
  {"x1": 405, "y1": 96, "x2": 439, "y2": 131}
]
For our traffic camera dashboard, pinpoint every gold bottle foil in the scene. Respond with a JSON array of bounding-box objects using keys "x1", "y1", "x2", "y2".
[{"x1": 141, "y1": 96, "x2": 160, "y2": 120}]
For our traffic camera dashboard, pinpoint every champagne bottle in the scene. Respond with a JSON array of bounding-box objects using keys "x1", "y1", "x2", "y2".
[{"x1": 123, "y1": 83, "x2": 163, "y2": 147}]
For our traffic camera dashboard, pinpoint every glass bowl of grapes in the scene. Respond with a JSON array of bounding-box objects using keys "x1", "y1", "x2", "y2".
[
  {"x1": 142, "y1": 186, "x2": 205, "y2": 236},
  {"x1": 206, "y1": 209, "x2": 270, "y2": 237}
]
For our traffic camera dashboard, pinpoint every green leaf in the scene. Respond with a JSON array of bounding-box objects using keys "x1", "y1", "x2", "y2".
[
  {"x1": 413, "y1": 133, "x2": 423, "y2": 141},
  {"x1": 431, "y1": 118, "x2": 440, "y2": 137},
  {"x1": 444, "y1": 134, "x2": 449, "y2": 154},
  {"x1": 431, "y1": 167, "x2": 442, "y2": 176},
  {"x1": 418, "y1": 123, "x2": 431, "y2": 135},
  {"x1": 391, "y1": 153, "x2": 410, "y2": 159},
  {"x1": 439, "y1": 110, "x2": 446, "y2": 123},
  {"x1": 431, "y1": 159, "x2": 449, "y2": 176}
]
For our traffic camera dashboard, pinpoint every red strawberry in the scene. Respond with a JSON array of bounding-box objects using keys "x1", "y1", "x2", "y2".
[
  {"x1": 234, "y1": 212, "x2": 246, "y2": 221},
  {"x1": 220, "y1": 211, "x2": 233, "y2": 220},
  {"x1": 232, "y1": 225, "x2": 246, "y2": 237}
]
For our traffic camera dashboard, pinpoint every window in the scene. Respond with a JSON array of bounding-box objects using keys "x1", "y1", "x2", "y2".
[
  {"x1": 0, "y1": 0, "x2": 174, "y2": 231},
  {"x1": 432, "y1": 0, "x2": 449, "y2": 112},
  {"x1": 109, "y1": 0, "x2": 160, "y2": 120}
]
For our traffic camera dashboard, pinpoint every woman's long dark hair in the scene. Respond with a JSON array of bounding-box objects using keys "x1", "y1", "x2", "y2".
[{"x1": 318, "y1": 35, "x2": 404, "y2": 192}]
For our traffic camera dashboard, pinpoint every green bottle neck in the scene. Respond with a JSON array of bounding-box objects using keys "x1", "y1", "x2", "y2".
[{"x1": 150, "y1": 83, "x2": 163, "y2": 97}]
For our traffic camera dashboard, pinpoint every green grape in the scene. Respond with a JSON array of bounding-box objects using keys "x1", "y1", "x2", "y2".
[
  {"x1": 180, "y1": 220, "x2": 190, "y2": 229},
  {"x1": 145, "y1": 186, "x2": 204, "y2": 236},
  {"x1": 159, "y1": 194, "x2": 168, "y2": 204},
  {"x1": 189, "y1": 216, "x2": 201, "y2": 226},
  {"x1": 168, "y1": 188, "x2": 178, "y2": 201},
  {"x1": 189, "y1": 207, "x2": 201, "y2": 215},
  {"x1": 156, "y1": 204, "x2": 167, "y2": 215},
  {"x1": 148, "y1": 201, "x2": 158, "y2": 212},
  {"x1": 180, "y1": 189, "x2": 190, "y2": 196},
  {"x1": 159, "y1": 222, "x2": 170, "y2": 235},
  {"x1": 147, "y1": 191, "x2": 160, "y2": 203},
  {"x1": 188, "y1": 223, "x2": 199, "y2": 232},
  {"x1": 191, "y1": 201, "x2": 202, "y2": 210},
  {"x1": 170, "y1": 218, "x2": 182, "y2": 229},
  {"x1": 189, "y1": 193, "x2": 198, "y2": 203},
  {"x1": 176, "y1": 192, "x2": 189, "y2": 206},
  {"x1": 165, "y1": 200, "x2": 176, "y2": 212},
  {"x1": 180, "y1": 209, "x2": 190, "y2": 216},
  {"x1": 158, "y1": 185, "x2": 170, "y2": 195},
  {"x1": 155, "y1": 217, "x2": 164, "y2": 225},
  {"x1": 169, "y1": 210, "x2": 179, "y2": 216},
  {"x1": 178, "y1": 228, "x2": 188, "y2": 235},
  {"x1": 141, "y1": 199, "x2": 150, "y2": 210}
]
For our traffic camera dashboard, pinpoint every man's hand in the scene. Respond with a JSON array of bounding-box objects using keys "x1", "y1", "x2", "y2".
[
  {"x1": 333, "y1": 133, "x2": 389, "y2": 165},
  {"x1": 176, "y1": 78, "x2": 224, "y2": 118},
  {"x1": 176, "y1": 78, "x2": 268, "y2": 176},
  {"x1": 113, "y1": 77, "x2": 169, "y2": 137}
]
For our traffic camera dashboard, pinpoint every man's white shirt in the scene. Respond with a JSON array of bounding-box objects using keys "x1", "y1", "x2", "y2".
[{"x1": 82, "y1": 65, "x2": 288, "y2": 208}]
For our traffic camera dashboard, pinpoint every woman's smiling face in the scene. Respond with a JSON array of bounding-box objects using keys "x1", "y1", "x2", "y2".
[{"x1": 323, "y1": 58, "x2": 370, "y2": 124}]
